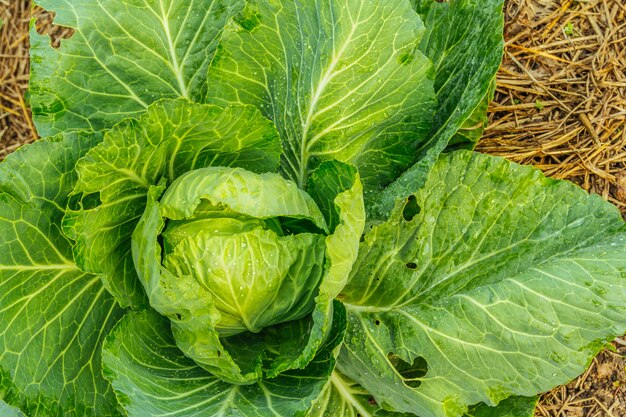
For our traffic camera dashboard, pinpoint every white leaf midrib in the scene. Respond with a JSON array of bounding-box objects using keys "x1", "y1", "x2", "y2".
[
  {"x1": 158, "y1": 0, "x2": 189, "y2": 98},
  {"x1": 330, "y1": 371, "x2": 374, "y2": 417},
  {"x1": 297, "y1": 7, "x2": 360, "y2": 188}
]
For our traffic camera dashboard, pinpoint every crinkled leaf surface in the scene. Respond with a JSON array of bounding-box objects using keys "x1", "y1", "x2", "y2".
[
  {"x1": 207, "y1": 0, "x2": 436, "y2": 191},
  {"x1": 30, "y1": 0, "x2": 243, "y2": 135},
  {"x1": 369, "y1": 0, "x2": 504, "y2": 218},
  {"x1": 339, "y1": 151, "x2": 626, "y2": 417},
  {"x1": 307, "y1": 161, "x2": 366, "y2": 298},
  {"x1": 102, "y1": 306, "x2": 345, "y2": 417},
  {"x1": 163, "y1": 228, "x2": 326, "y2": 335},
  {"x1": 133, "y1": 185, "x2": 337, "y2": 384},
  {"x1": 0, "y1": 133, "x2": 125, "y2": 417},
  {"x1": 63, "y1": 99, "x2": 281, "y2": 308}
]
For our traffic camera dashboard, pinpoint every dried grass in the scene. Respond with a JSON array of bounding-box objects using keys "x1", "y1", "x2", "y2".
[
  {"x1": 0, "y1": 0, "x2": 72, "y2": 159},
  {"x1": 478, "y1": 0, "x2": 626, "y2": 218},
  {"x1": 0, "y1": 0, "x2": 35, "y2": 157},
  {"x1": 535, "y1": 343, "x2": 626, "y2": 417}
]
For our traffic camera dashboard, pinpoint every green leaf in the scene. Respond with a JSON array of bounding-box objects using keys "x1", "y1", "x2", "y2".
[
  {"x1": 102, "y1": 307, "x2": 346, "y2": 417},
  {"x1": 369, "y1": 0, "x2": 504, "y2": 218},
  {"x1": 308, "y1": 161, "x2": 366, "y2": 299},
  {"x1": 465, "y1": 396, "x2": 537, "y2": 417},
  {"x1": 207, "y1": 0, "x2": 436, "y2": 191},
  {"x1": 159, "y1": 167, "x2": 328, "y2": 231},
  {"x1": 0, "y1": 133, "x2": 125, "y2": 417},
  {"x1": 63, "y1": 99, "x2": 281, "y2": 308},
  {"x1": 338, "y1": 151, "x2": 626, "y2": 417},
  {"x1": 447, "y1": 78, "x2": 496, "y2": 151},
  {"x1": 409, "y1": 1, "x2": 434, "y2": 15},
  {"x1": 306, "y1": 371, "x2": 408, "y2": 417},
  {"x1": 30, "y1": 0, "x2": 244, "y2": 135}
]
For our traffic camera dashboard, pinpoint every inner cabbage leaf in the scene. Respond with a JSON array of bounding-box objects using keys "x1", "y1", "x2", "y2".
[{"x1": 132, "y1": 164, "x2": 364, "y2": 384}]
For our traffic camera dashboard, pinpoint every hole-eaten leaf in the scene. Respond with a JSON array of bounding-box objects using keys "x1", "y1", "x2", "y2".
[
  {"x1": 69, "y1": 191, "x2": 101, "y2": 211},
  {"x1": 388, "y1": 353, "x2": 428, "y2": 388},
  {"x1": 402, "y1": 195, "x2": 421, "y2": 221},
  {"x1": 34, "y1": 7, "x2": 74, "y2": 49}
]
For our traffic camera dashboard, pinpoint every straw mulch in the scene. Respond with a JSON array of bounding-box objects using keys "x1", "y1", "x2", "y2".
[
  {"x1": 477, "y1": 0, "x2": 626, "y2": 219},
  {"x1": 0, "y1": 0, "x2": 71, "y2": 158},
  {"x1": 0, "y1": 0, "x2": 34, "y2": 157},
  {"x1": 0, "y1": 0, "x2": 625, "y2": 416}
]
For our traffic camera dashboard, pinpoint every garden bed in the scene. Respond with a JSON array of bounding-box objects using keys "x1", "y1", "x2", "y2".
[{"x1": 1, "y1": 0, "x2": 625, "y2": 415}]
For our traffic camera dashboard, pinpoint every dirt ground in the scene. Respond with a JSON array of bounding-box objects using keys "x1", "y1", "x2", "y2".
[{"x1": 0, "y1": 0, "x2": 625, "y2": 416}]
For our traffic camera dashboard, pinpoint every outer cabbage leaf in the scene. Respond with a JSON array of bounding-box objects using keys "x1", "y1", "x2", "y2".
[
  {"x1": 102, "y1": 307, "x2": 345, "y2": 417},
  {"x1": 369, "y1": 0, "x2": 504, "y2": 218},
  {"x1": 306, "y1": 371, "x2": 407, "y2": 417},
  {"x1": 305, "y1": 372, "x2": 534, "y2": 417},
  {"x1": 30, "y1": 0, "x2": 243, "y2": 135},
  {"x1": 338, "y1": 151, "x2": 626, "y2": 417},
  {"x1": 62, "y1": 99, "x2": 281, "y2": 308},
  {"x1": 207, "y1": 0, "x2": 436, "y2": 191},
  {"x1": 0, "y1": 133, "x2": 125, "y2": 417},
  {"x1": 465, "y1": 397, "x2": 537, "y2": 417},
  {"x1": 446, "y1": 79, "x2": 496, "y2": 151}
]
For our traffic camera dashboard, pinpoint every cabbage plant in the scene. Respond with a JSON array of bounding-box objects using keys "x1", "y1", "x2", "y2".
[{"x1": 1, "y1": 0, "x2": 626, "y2": 417}]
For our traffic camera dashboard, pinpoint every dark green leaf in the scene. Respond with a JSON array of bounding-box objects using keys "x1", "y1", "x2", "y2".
[
  {"x1": 30, "y1": 0, "x2": 244, "y2": 135},
  {"x1": 208, "y1": 0, "x2": 436, "y2": 191},
  {"x1": 465, "y1": 396, "x2": 537, "y2": 417},
  {"x1": 63, "y1": 99, "x2": 281, "y2": 308},
  {"x1": 0, "y1": 133, "x2": 125, "y2": 417},
  {"x1": 369, "y1": 0, "x2": 504, "y2": 219}
]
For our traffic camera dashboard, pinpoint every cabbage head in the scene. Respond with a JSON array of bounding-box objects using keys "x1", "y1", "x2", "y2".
[{"x1": 133, "y1": 165, "x2": 364, "y2": 382}]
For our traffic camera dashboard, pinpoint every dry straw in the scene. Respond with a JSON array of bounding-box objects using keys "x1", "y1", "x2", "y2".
[
  {"x1": 0, "y1": 0, "x2": 72, "y2": 159},
  {"x1": 478, "y1": 0, "x2": 626, "y2": 220}
]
